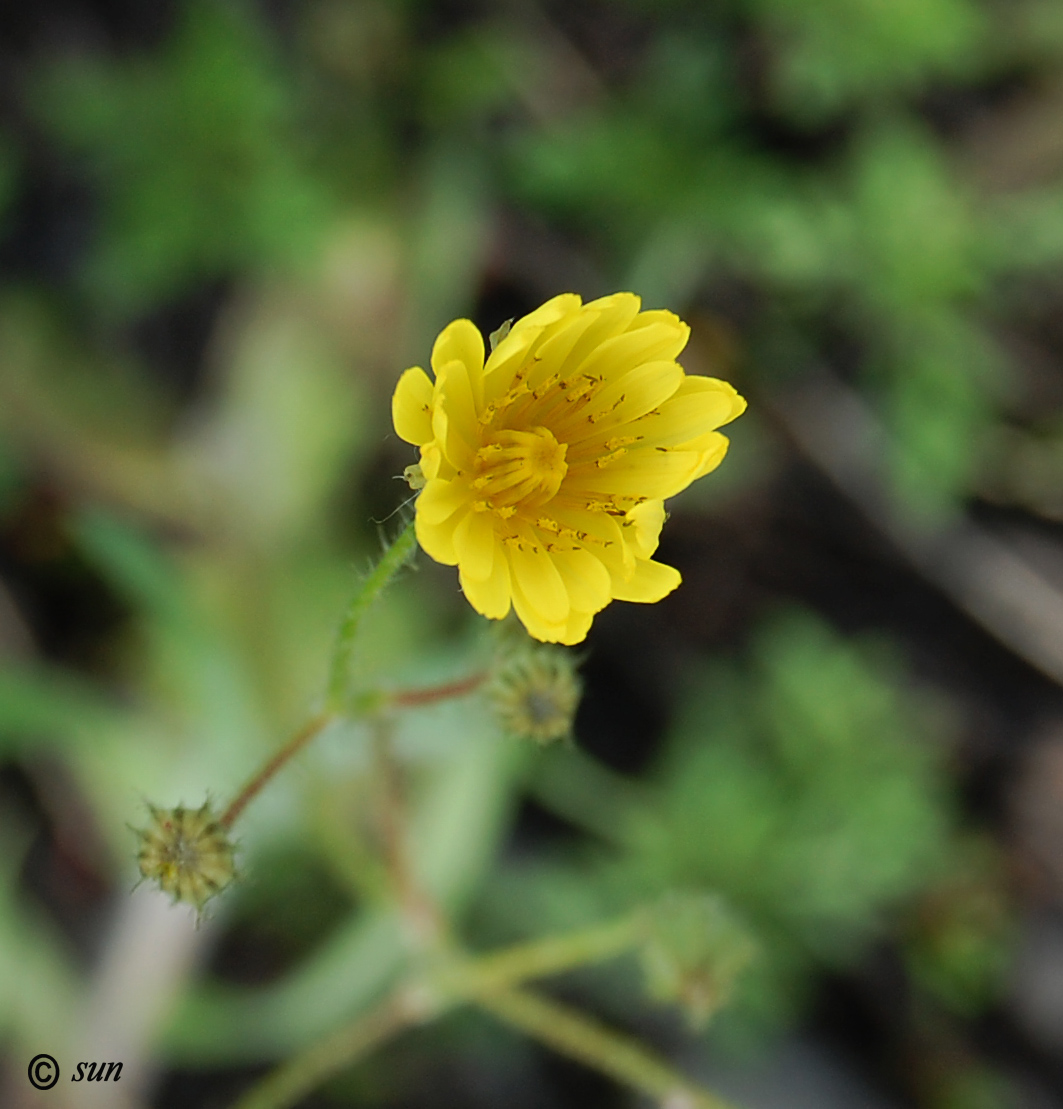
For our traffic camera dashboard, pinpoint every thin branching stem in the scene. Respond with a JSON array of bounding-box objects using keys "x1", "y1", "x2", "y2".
[
  {"x1": 230, "y1": 990, "x2": 417, "y2": 1109},
  {"x1": 390, "y1": 670, "x2": 487, "y2": 708},
  {"x1": 477, "y1": 987, "x2": 740, "y2": 1109},
  {"x1": 450, "y1": 915, "x2": 640, "y2": 995},
  {"x1": 219, "y1": 713, "x2": 334, "y2": 830},
  {"x1": 228, "y1": 915, "x2": 741, "y2": 1109}
]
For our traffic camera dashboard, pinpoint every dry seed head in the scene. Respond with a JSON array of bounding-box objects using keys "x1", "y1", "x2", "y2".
[
  {"x1": 134, "y1": 801, "x2": 236, "y2": 916},
  {"x1": 488, "y1": 645, "x2": 582, "y2": 744}
]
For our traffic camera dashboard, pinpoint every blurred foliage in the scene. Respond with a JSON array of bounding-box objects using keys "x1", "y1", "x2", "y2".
[
  {"x1": 34, "y1": 0, "x2": 332, "y2": 311},
  {"x1": 504, "y1": 613, "x2": 1011, "y2": 1045}
]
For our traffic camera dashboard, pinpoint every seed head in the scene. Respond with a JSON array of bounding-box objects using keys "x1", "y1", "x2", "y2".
[
  {"x1": 134, "y1": 801, "x2": 237, "y2": 916},
  {"x1": 488, "y1": 645, "x2": 582, "y2": 744}
]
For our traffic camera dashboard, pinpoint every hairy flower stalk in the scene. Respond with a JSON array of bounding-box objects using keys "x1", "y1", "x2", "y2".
[{"x1": 393, "y1": 293, "x2": 746, "y2": 643}]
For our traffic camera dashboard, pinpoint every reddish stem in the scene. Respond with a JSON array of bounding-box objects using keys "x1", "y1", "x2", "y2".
[
  {"x1": 390, "y1": 671, "x2": 487, "y2": 708},
  {"x1": 219, "y1": 713, "x2": 333, "y2": 830},
  {"x1": 216, "y1": 673, "x2": 484, "y2": 832}
]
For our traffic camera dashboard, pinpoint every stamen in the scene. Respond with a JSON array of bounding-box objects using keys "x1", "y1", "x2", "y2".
[
  {"x1": 587, "y1": 394, "x2": 625, "y2": 424},
  {"x1": 479, "y1": 367, "x2": 533, "y2": 426},
  {"x1": 470, "y1": 426, "x2": 569, "y2": 513},
  {"x1": 531, "y1": 372, "x2": 561, "y2": 401},
  {"x1": 595, "y1": 448, "x2": 627, "y2": 468}
]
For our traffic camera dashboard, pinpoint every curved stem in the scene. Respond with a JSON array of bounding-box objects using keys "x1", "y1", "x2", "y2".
[
  {"x1": 477, "y1": 987, "x2": 739, "y2": 1109},
  {"x1": 219, "y1": 714, "x2": 333, "y2": 830},
  {"x1": 220, "y1": 519, "x2": 419, "y2": 832},
  {"x1": 453, "y1": 915, "x2": 639, "y2": 995},
  {"x1": 228, "y1": 914, "x2": 738, "y2": 1109},
  {"x1": 390, "y1": 670, "x2": 487, "y2": 708},
  {"x1": 229, "y1": 991, "x2": 417, "y2": 1109},
  {"x1": 326, "y1": 519, "x2": 417, "y2": 712}
]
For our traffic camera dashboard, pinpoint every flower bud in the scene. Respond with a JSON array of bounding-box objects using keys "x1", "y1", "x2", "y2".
[
  {"x1": 133, "y1": 801, "x2": 237, "y2": 916},
  {"x1": 488, "y1": 645, "x2": 582, "y2": 744},
  {"x1": 638, "y1": 892, "x2": 755, "y2": 1028}
]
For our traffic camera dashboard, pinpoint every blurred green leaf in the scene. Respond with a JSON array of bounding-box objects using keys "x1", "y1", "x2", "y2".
[
  {"x1": 35, "y1": 0, "x2": 332, "y2": 310},
  {"x1": 0, "y1": 665, "x2": 127, "y2": 754},
  {"x1": 745, "y1": 0, "x2": 985, "y2": 120}
]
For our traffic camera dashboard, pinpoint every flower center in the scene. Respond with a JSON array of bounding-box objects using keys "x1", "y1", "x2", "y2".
[{"x1": 473, "y1": 426, "x2": 568, "y2": 510}]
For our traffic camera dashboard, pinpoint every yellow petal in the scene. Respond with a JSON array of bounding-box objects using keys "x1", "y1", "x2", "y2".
[
  {"x1": 432, "y1": 359, "x2": 478, "y2": 469},
  {"x1": 634, "y1": 378, "x2": 744, "y2": 450},
  {"x1": 484, "y1": 300, "x2": 596, "y2": 407},
  {"x1": 417, "y1": 477, "x2": 470, "y2": 525},
  {"x1": 508, "y1": 537, "x2": 569, "y2": 626},
  {"x1": 521, "y1": 308, "x2": 604, "y2": 397},
  {"x1": 511, "y1": 574, "x2": 567, "y2": 642},
  {"x1": 692, "y1": 432, "x2": 730, "y2": 479},
  {"x1": 431, "y1": 319, "x2": 485, "y2": 407},
  {"x1": 624, "y1": 500, "x2": 666, "y2": 560},
  {"x1": 549, "y1": 505, "x2": 634, "y2": 577},
  {"x1": 610, "y1": 559, "x2": 682, "y2": 603},
  {"x1": 419, "y1": 441, "x2": 443, "y2": 480},
  {"x1": 560, "y1": 293, "x2": 642, "y2": 380},
  {"x1": 576, "y1": 319, "x2": 690, "y2": 384},
  {"x1": 415, "y1": 509, "x2": 463, "y2": 565},
  {"x1": 392, "y1": 366, "x2": 435, "y2": 445},
  {"x1": 566, "y1": 447, "x2": 702, "y2": 499},
  {"x1": 623, "y1": 309, "x2": 691, "y2": 360},
  {"x1": 483, "y1": 295, "x2": 582, "y2": 386},
  {"x1": 551, "y1": 546, "x2": 612, "y2": 615},
  {"x1": 460, "y1": 552, "x2": 511, "y2": 620},
  {"x1": 510, "y1": 293, "x2": 583, "y2": 337},
  {"x1": 483, "y1": 323, "x2": 539, "y2": 389},
  {"x1": 454, "y1": 509, "x2": 496, "y2": 582},
  {"x1": 559, "y1": 608, "x2": 594, "y2": 645},
  {"x1": 560, "y1": 360, "x2": 683, "y2": 442}
]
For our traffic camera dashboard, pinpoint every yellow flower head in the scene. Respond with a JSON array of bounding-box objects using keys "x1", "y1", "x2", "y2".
[{"x1": 392, "y1": 293, "x2": 746, "y2": 644}]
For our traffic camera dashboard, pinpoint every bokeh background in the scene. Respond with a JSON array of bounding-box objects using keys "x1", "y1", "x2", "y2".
[{"x1": 3, "y1": 0, "x2": 1063, "y2": 1107}]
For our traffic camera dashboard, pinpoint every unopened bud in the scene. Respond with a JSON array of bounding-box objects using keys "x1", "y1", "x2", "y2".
[
  {"x1": 638, "y1": 892, "x2": 755, "y2": 1028},
  {"x1": 488, "y1": 645, "x2": 582, "y2": 744},
  {"x1": 133, "y1": 801, "x2": 237, "y2": 916}
]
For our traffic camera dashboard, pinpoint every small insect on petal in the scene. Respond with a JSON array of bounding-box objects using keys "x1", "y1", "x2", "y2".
[
  {"x1": 404, "y1": 463, "x2": 427, "y2": 490},
  {"x1": 489, "y1": 319, "x2": 513, "y2": 351}
]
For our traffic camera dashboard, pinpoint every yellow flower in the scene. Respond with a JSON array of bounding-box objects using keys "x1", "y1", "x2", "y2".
[{"x1": 392, "y1": 293, "x2": 746, "y2": 644}]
